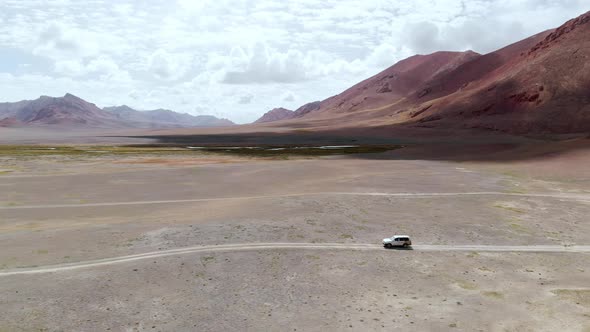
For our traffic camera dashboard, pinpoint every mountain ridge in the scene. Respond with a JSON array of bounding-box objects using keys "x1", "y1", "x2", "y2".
[{"x1": 0, "y1": 94, "x2": 234, "y2": 129}]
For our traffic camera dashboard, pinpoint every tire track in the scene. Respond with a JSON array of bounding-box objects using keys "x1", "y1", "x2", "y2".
[
  {"x1": 1, "y1": 243, "x2": 588, "y2": 276},
  {"x1": 2, "y1": 191, "x2": 590, "y2": 210}
]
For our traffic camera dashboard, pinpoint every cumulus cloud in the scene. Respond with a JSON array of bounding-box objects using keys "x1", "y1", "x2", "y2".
[
  {"x1": 401, "y1": 19, "x2": 527, "y2": 54},
  {"x1": 0, "y1": 0, "x2": 589, "y2": 123},
  {"x1": 219, "y1": 43, "x2": 369, "y2": 84},
  {"x1": 54, "y1": 60, "x2": 86, "y2": 76},
  {"x1": 281, "y1": 92, "x2": 295, "y2": 102},
  {"x1": 53, "y1": 56, "x2": 130, "y2": 81},
  {"x1": 148, "y1": 49, "x2": 192, "y2": 80},
  {"x1": 237, "y1": 94, "x2": 254, "y2": 104},
  {"x1": 32, "y1": 22, "x2": 116, "y2": 60},
  {"x1": 221, "y1": 43, "x2": 307, "y2": 84}
]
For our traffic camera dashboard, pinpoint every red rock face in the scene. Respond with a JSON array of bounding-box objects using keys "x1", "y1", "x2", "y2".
[{"x1": 529, "y1": 11, "x2": 590, "y2": 55}]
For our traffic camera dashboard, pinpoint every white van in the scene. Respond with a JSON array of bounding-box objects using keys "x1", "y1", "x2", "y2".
[{"x1": 382, "y1": 235, "x2": 412, "y2": 248}]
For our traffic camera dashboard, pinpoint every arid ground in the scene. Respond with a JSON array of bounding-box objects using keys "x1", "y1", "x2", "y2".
[{"x1": 1, "y1": 134, "x2": 590, "y2": 331}]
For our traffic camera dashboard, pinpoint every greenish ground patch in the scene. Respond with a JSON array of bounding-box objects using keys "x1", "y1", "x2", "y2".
[
  {"x1": 0, "y1": 145, "x2": 198, "y2": 157},
  {"x1": 456, "y1": 280, "x2": 478, "y2": 290},
  {"x1": 0, "y1": 144, "x2": 402, "y2": 162},
  {"x1": 179, "y1": 145, "x2": 402, "y2": 157},
  {"x1": 201, "y1": 256, "x2": 216, "y2": 267},
  {"x1": 509, "y1": 223, "x2": 531, "y2": 234},
  {"x1": 493, "y1": 203, "x2": 525, "y2": 214},
  {"x1": 482, "y1": 291, "x2": 504, "y2": 299}
]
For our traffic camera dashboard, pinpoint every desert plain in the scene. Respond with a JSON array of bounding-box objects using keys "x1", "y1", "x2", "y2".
[{"x1": 0, "y1": 131, "x2": 589, "y2": 332}]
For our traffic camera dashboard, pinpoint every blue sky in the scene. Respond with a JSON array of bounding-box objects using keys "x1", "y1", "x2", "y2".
[{"x1": 0, "y1": 0, "x2": 588, "y2": 122}]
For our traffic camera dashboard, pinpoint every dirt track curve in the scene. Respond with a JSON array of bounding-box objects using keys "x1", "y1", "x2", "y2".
[{"x1": 1, "y1": 242, "x2": 588, "y2": 277}]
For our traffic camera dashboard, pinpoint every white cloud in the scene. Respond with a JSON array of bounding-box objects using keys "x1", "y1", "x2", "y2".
[
  {"x1": 221, "y1": 43, "x2": 308, "y2": 84},
  {"x1": 33, "y1": 22, "x2": 106, "y2": 60},
  {"x1": 53, "y1": 56, "x2": 131, "y2": 81},
  {"x1": 54, "y1": 60, "x2": 86, "y2": 77},
  {"x1": 0, "y1": 0, "x2": 588, "y2": 123},
  {"x1": 148, "y1": 49, "x2": 192, "y2": 81},
  {"x1": 237, "y1": 94, "x2": 254, "y2": 104},
  {"x1": 281, "y1": 92, "x2": 295, "y2": 102},
  {"x1": 219, "y1": 43, "x2": 369, "y2": 84}
]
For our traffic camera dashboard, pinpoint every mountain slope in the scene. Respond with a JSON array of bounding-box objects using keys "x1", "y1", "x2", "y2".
[
  {"x1": 269, "y1": 10, "x2": 590, "y2": 135},
  {"x1": 404, "y1": 10, "x2": 590, "y2": 134},
  {"x1": 291, "y1": 101, "x2": 321, "y2": 118},
  {"x1": 253, "y1": 108, "x2": 294, "y2": 123},
  {"x1": 308, "y1": 51, "x2": 480, "y2": 117}
]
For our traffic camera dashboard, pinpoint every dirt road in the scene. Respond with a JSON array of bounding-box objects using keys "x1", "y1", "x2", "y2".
[
  {"x1": 2, "y1": 191, "x2": 590, "y2": 209},
  {"x1": 1, "y1": 242, "x2": 588, "y2": 277}
]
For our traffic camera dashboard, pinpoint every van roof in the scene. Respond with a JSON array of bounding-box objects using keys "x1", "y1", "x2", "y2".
[{"x1": 393, "y1": 235, "x2": 410, "y2": 238}]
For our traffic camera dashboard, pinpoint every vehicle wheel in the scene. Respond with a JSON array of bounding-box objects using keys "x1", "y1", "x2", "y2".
[
  {"x1": 385, "y1": 243, "x2": 392, "y2": 248},
  {"x1": 403, "y1": 243, "x2": 408, "y2": 248}
]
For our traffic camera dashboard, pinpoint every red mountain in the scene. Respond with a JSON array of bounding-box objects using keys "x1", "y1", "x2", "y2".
[
  {"x1": 265, "y1": 10, "x2": 590, "y2": 135},
  {"x1": 404, "y1": 11, "x2": 590, "y2": 134}
]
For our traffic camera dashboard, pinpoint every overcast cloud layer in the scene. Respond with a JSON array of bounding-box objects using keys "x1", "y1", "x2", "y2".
[{"x1": 0, "y1": 0, "x2": 588, "y2": 123}]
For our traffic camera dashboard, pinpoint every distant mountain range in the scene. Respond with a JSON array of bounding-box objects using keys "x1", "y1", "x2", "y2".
[
  {"x1": 103, "y1": 105, "x2": 234, "y2": 128},
  {"x1": 254, "y1": 10, "x2": 590, "y2": 135},
  {"x1": 0, "y1": 94, "x2": 234, "y2": 129}
]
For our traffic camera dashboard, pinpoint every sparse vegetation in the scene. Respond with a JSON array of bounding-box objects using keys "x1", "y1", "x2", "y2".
[
  {"x1": 493, "y1": 203, "x2": 525, "y2": 214},
  {"x1": 509, "y1": 223, "x2": 531, "y2": 234},
  {"x1": 456, "y1": 280, "x2": 478, "y2": 290},
  {"x1": 201, "y1": 256, "x2": 216, "y2": 266},
  {"x1": 482, "y1": 291, "x2": 504, "y2": 299}
]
